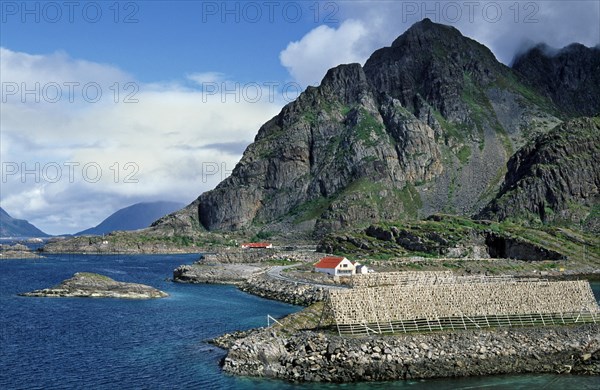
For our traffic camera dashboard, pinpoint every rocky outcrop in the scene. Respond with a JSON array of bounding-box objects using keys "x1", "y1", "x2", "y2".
[
  {"x1": 222, "y1": 325, "x2": 600, "y2": 382},
  {"x1": 318, "y1": 215, "x2": 569, "y2": 261},
  {"x1": 200, "y1": 249, "x2": 322, "y2": 264},
  {"x1": 512, "y1": 43, "x2": 600, "y2": 117},
  {"x1": 172, "y1": 248, "x2": 329, "y2": 304},
  {"x1": 173, "y1": 263, "x2": 265, "y2": 285},
  {"x1": 0, "y1": 243, "x2": 42, "y2": 259},
  {"x1": 20, "y1": 272, "x2": 168, "y2": 299},
  {"x1": 239, "y1": 274, "x2": 327, "y2": 306},
  {"x1": 151, "y1": 19, "x2": 571, "y2": 238},
  {"x1": 364, "y1": 18, "x2": 505, "y2": 121},
  {"x1": 478, "y1": 117, "x2": 600, "y2": 231}
]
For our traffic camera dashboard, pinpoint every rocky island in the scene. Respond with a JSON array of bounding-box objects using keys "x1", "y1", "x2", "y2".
[
  {"x1": 0, "y1": 243, "x2": 43, "y2": 260},
  {"x1": 20, "y1": 272, "x2": 168, "y2": 299}
]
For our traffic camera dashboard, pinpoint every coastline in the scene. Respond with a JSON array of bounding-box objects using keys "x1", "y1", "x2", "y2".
[
  {"x1": 220, "y1": 324, "x2": 600, "y2": 382},
  {"x1": 171, "y1": 256, "x2": 600, "y2": 383}
]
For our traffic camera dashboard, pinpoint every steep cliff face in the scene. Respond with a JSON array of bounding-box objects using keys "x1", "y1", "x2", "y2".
[
  {"x1": 364, "y1": 18, "x2": 505, "y2": 121},
  {"x1": 198, "y1": 62, "x2": 443, "y2": 234},
  {"x1": 512, "y1": 44, "x2": 600, "y2": 117},
  {"x1": 191, "y1": 19, "x2": 565, "y2": 236},
  {"x1": 478, "y1": 117, "x2": 600, "y2": 231}
]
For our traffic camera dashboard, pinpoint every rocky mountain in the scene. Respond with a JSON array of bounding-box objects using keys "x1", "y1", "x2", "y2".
[
  {"x1": 181, "y1": 18, "x2": 566, "y2": 238},
  {"x1": 512, "y1": 43, "x2": 600, "y2": 117},
  {"x1": 142, "y1": 19, "x2": 600, "y2": 242},
  {"x1": 0, "y1": 207, "x2": 49, "y2": 238},
  {"x1": 478, "y1": 117, "x2": 600, "y2": 232},
  {"x1": 76, "y1": 201, "x2": 185, "y2": 236}
]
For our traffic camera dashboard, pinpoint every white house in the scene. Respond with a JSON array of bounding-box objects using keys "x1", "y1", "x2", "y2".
[
  {"x1": 314, "y1": 256, "x2": 355, "y2": 276},
  {"x1": 353, "y1": 261, "x2": 370, "y2": 274}
]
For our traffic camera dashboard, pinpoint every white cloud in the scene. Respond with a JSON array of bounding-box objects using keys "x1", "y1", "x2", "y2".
[
  {"x1": 0, "y1": 48, "x2": 282, "y2": 234},
  {"x1": 279, "y1": 19, "x2": 371, "y2": 86},
  {"x1": 186, "y1": 71, "x2": 226, "y2": 85}
]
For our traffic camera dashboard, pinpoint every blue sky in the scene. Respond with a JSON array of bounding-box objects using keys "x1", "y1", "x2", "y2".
[
  {"x1": 1, "y1": 1, "x2": 337, "y2": 83},
  {"x1": 1, "y1": 1, "x2": 599, "y2": 234}
]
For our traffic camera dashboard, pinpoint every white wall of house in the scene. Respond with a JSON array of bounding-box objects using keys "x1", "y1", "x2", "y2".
[
  {"x1": 334, "y1": 258, "x2": 355, "y2": 276},
  {"x1": 316, "y1": 267, "x2": 336, "y2": 276}
]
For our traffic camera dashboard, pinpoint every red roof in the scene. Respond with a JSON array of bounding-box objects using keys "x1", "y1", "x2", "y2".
[
  {"x1": 314, "y1": 256, "x2": 347, "y2": 269},
  {"x1": 242, "y1": 242, "x2": 271, "y2": 248}
]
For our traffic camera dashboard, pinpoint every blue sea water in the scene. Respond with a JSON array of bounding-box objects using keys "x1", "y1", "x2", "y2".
[{"x1": 0, "y1": 253, "x2": 598, "y2": 390}]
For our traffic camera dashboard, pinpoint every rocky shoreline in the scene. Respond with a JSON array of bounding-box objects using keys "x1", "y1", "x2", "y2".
[
  {"x1": 173, "y1": 263, "x2": 328, "y2": 305},
  {"x1": 172, "y1": 249, "x2": 330, "y2": 305},
  {"x1": 171, "y1": 250, "x2": 600, "y2": 383},
  {"x1": 173, "y1": 263, "x2": 265, "y2": 285},
  {"x1": 239, "y1": 274, "x2": 327, "y2": 306},
  {"x1": 221, "y1": 324, "x2": 600, "y2": 382},
  {"x1": 20, "y1": 272, "x2": 168, "y2": 299},
  {"x1": 0, "y1": 243, "x2": 42, "y2": 259}
]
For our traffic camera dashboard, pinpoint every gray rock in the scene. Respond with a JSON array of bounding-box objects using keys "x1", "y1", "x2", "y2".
[{"x1": 20, "y1": 272, "x2": 168, "y2": 299}]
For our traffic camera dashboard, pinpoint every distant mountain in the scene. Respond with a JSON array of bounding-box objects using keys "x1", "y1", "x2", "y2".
[
  {"x1": 0, "y1": 207, "x2": 50, "y2": 237},
  {"x1": 76, "y1": 201, "x2": 185, "y2": 236}
]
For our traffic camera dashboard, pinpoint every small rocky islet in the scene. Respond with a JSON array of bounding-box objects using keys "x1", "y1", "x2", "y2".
[
  {"x1": 0, "y1": 243, "x2": 42, "y2": 259},
  {"x1": 20, "y1": 272, "x2": 168, "y2": 299}
]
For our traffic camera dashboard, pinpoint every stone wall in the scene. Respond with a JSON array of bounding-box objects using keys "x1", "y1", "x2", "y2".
[{"x1": 329, "y1": 280, "x2": 599, "y2": 327}]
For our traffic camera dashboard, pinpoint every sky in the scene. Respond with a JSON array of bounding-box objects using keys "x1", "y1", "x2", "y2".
[{"x1": 1, "y1": 0, "x2": 599, "y2": 235}]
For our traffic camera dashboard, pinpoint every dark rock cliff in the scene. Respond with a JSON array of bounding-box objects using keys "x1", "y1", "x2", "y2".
[
  {"x1": 478, "y1": 117, "x2": 600, "y2": 231},
  {"x1": 512, "y1": 43, "x2": 600, "y2": 117}
]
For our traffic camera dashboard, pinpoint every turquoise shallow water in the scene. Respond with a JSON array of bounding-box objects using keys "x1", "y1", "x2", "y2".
[{"x1": 0, "y1": 253, "x2": 598, "y2": 389}]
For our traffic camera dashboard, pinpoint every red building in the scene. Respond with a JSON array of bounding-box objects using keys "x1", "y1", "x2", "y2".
[{"x1": 241, "y1": 242, "x2": 273, "y2": 249}]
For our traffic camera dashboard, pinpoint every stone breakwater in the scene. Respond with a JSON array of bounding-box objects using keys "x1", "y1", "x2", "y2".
[
  {"x1": 239, "y1": 274, "x2": 327, "y2": 306},
  {"x1": 222, "y1": 325, "x2": 600, "y2": 382}
]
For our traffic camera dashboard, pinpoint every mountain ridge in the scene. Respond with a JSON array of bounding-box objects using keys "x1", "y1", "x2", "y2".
[
  {"x1": 142, "y1": 19, "x2": 599, "y2": 239},
  {"x1": 76, "y1": 201, "x2": 185, "y2": 236},
  {"x1": 0, "y1": 207, "x2": 50, "y2": 238}
]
